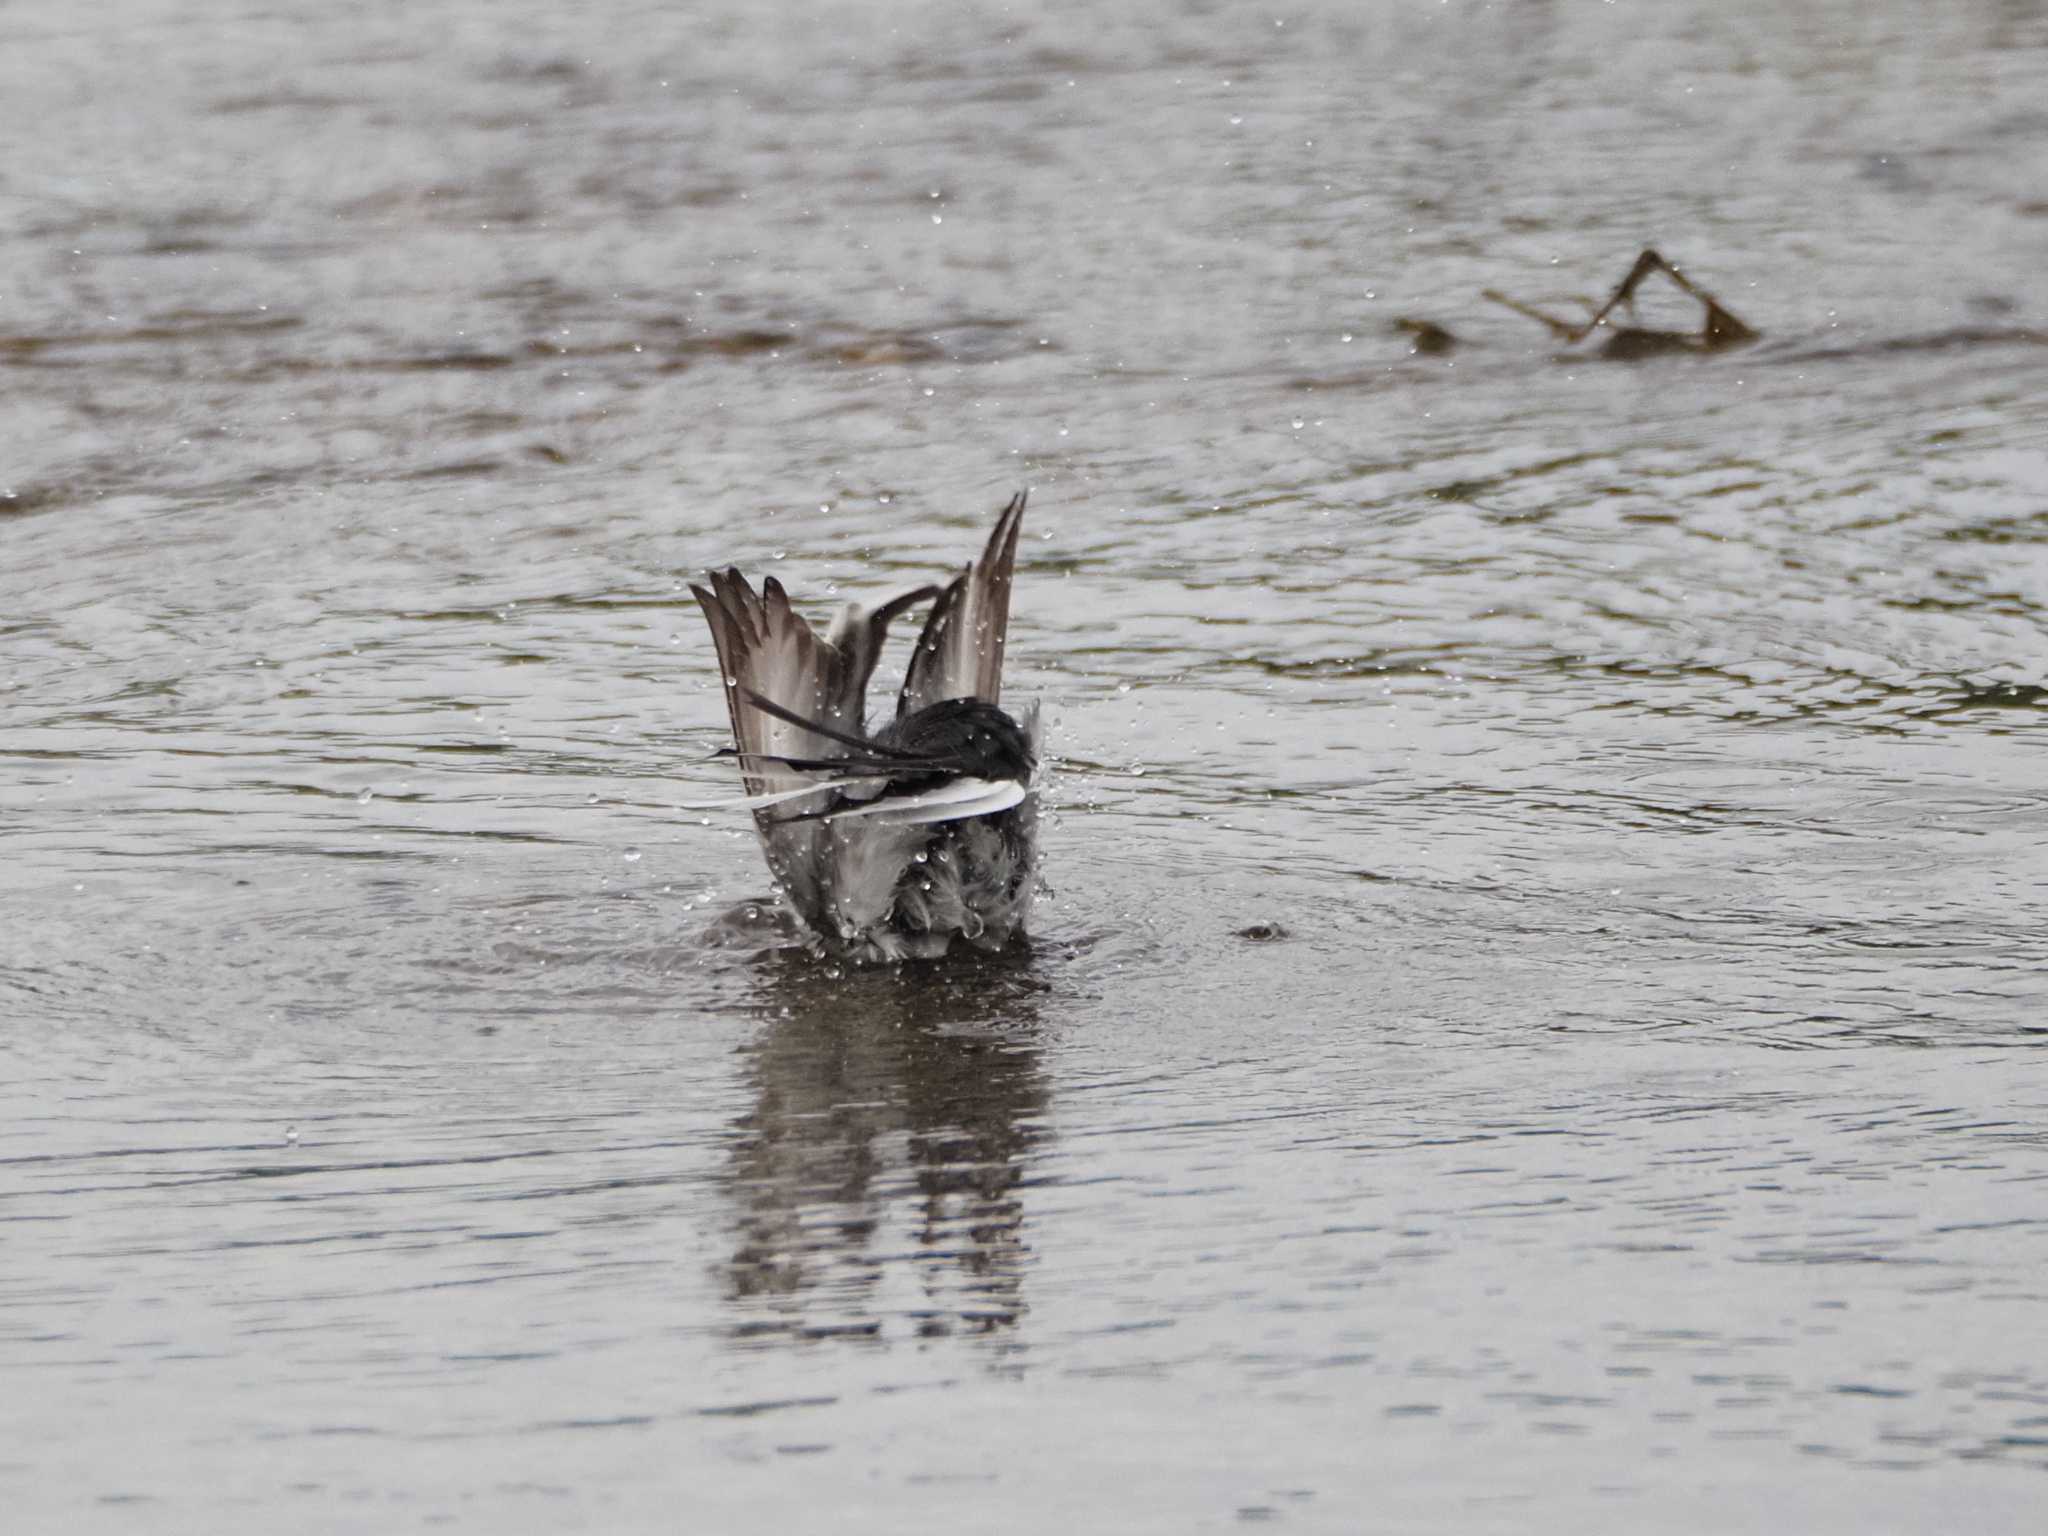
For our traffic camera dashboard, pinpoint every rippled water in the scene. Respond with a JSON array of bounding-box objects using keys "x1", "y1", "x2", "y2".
[{"x1": 5, "y1": 0, "x2": 2048, "y2": 1529}]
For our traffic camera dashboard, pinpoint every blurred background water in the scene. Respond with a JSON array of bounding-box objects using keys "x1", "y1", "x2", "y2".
[{"x1": 3, "y1": 1, "x2": 2047, "y2": 1530}]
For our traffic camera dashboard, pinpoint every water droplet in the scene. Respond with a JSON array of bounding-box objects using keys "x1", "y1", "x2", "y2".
[
  {"x1": 622, "y1": 847, "x2": 642, "y2": 863},
  {"x1": 356, "y1": 788, "x2": 374, "y2": 805},
  {"x1": 587, "y1": 793, "x2": 601, "y2": 805},
  {"x1": 285, "y1": 1125, "x2": 300, "y2": 1146},
  {"x1": 1291, "y1": 418, "x2": 1304, "y2": 430}
]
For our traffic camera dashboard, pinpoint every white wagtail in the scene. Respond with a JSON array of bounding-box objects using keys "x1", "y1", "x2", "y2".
[{"x1": 688, "y1": 492, "x2": 1040, "y2": 961}]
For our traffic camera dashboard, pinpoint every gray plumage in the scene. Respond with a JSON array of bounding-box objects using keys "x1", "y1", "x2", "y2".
[{"x1": 690, "y1": 492, "x2": 1039, "y2": 961}]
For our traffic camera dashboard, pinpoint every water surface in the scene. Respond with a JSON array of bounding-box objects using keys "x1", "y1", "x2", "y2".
[{"x1": 4, "y1": 1, "x2": 2047, "y2": 1530}]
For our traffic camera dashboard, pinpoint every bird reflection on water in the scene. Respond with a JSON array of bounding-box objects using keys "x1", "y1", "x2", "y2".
[{"x1": 718, "y1": 944, "x2": 1050, "y2": 1345}]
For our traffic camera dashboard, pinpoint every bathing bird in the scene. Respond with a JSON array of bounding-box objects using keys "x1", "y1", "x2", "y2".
[{"x1": 688, "y1": 491, "x2": 1039, "y2": 961}]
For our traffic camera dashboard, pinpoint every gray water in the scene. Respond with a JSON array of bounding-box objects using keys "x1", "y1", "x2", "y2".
[{"x1": 5, "y1": 1, "x2": 2048, "y2": 1530}]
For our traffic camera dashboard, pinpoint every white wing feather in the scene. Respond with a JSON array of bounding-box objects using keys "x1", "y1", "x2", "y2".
[
  {"x1": 675, "y1": 777, "x2": 870, "y2": 812},
  {"x1": 821, "y1": 778, "x2": 1027, "y2": 827}
]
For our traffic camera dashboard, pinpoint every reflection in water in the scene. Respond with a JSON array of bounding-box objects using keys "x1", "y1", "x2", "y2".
[{"x1": 720, "y1": 944, "x2": 1050, "y2": 1345}]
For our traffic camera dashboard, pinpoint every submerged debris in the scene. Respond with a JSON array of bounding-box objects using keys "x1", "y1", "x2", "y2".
[
  {"x1": 1483, "y1": 248, "x2": 1757, "y2": 359},
  {"x1": 1393, "y1": 317, "x2": 1457, "y2": 355}
]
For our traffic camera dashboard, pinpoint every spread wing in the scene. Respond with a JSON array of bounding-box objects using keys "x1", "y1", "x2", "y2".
[
  {"x1": 689, "y1": 570, "x2": 932, "y2": 802},
  {"x1": 898, "y1": 490, "x2": 1026, "y2": 717}
]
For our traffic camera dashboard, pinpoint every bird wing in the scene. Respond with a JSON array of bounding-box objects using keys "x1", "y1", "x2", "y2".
[
  {"x1": 689, "y1": 569, "x2": 931, "y2": 801},
  {"x1": 691, "y1": 570, "x2": 933, "y2": 929},
  {"x1": 898, "y1": 490, "x2": 1026, "y2": 717}
]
